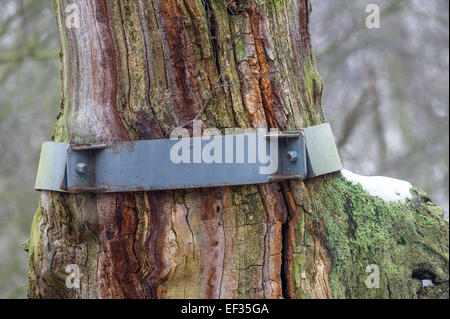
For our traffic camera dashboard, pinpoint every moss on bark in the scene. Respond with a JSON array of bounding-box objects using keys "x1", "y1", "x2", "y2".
[{"x1": 292, "y1": 176, "x2": 448, "y2": 298}]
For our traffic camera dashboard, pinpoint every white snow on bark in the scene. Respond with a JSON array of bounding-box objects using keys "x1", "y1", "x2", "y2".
[{"x1": 341, "y1": 169, "x2": 413, "y2": 203}]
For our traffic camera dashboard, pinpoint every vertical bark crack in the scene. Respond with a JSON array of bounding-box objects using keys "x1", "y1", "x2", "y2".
[
  {"x1": 202, "y1": 0, "x2": 221, "y2": 78},
  {"x1": 280, "y1": 215, "x2": 290, "y2": 299},
  {"x1": 278, "y1": 182, "x2": 295, "y2": 299}
]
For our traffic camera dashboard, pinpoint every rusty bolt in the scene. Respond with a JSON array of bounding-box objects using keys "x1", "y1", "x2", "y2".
[
  {"x1": 76, "y1": 162, "x2": 88, "y2": 175},
  {"x1": 287, "y1": 151, "x2": 298, "y2": 162}
]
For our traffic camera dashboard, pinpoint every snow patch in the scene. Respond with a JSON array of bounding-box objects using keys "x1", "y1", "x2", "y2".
[{"x1": 341, "y1": 169, "x2": 413, "y2": 203}]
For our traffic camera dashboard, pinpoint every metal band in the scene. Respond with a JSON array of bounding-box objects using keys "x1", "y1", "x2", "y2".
[{"x1": 35, "y1": 123, "x2": 342, "y2": 193}]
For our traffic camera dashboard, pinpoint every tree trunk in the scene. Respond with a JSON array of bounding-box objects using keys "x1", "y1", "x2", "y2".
[{"x1": 27, "y1": 0, "x2": 448, "y2": 299}]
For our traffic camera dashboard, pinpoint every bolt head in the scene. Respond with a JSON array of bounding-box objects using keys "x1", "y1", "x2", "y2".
[
  {"x1": 76, "y1": 162, "x2": 88, "y2": 175},
  {"x1": 287, "y1": 151, "x2": 298, "y2": 162}
]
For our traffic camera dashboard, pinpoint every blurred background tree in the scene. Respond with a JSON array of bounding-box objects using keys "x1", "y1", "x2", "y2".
[
  {"x1": 311, "y1": 0, "x2": 449, "y2": 218},
  {"x1": 0, "y1": 0, "x2": 59, "y2": 298},
  {"x1": 0, "y1": 0, "x2": 447, "y2": 298}
]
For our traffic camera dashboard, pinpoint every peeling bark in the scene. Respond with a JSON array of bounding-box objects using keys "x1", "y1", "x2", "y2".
[{"x1": 27, "y1": 0, "x2": 448, "y2": 299}]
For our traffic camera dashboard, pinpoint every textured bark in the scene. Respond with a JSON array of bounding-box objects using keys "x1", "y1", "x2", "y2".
[{"x1": 27, "y1": 0, "x2": 448, "y2": 299}]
